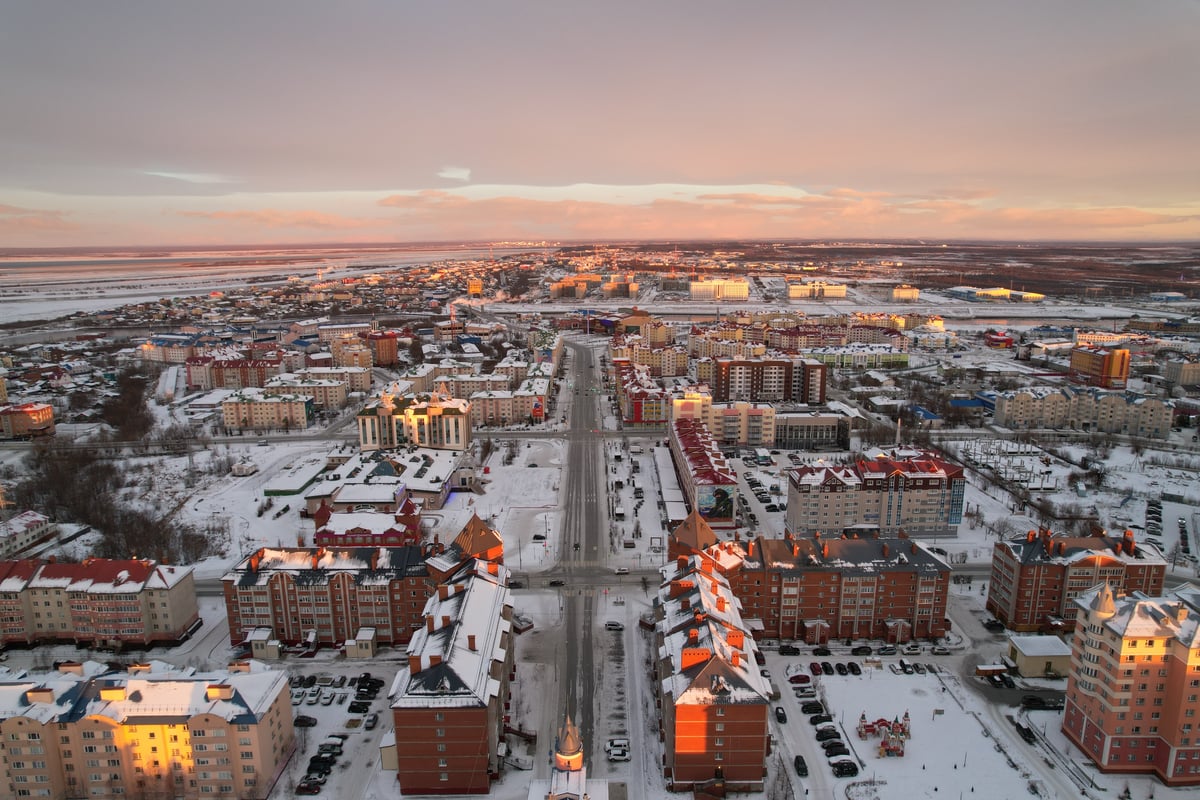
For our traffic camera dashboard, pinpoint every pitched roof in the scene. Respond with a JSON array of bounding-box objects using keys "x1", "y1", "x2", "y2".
[{"x1": 672, "y1": 509, "x2": 718, "y2": 552}]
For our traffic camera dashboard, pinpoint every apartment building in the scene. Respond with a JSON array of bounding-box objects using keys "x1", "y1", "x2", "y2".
[
  {"x1": 608, "y1": 336, "x2": 690, "y2": 377},
  {"x1": 992, "y1": 385, "x2": 1171, "y2": 439},
  {"x1": 1165, "y1": 360, "x2": 1200, "y2": 388},
  {"x1": 986, "y1": 529, "x2": 1167, "y2": 632},
  {"x1": 0, "y1": 558, "x2": 198, "y2": 649},
  {"x1": 784, "y1": 448, "x2": 965, "y2": 539},
  {"x1": 0, "y1": 403, "x2": 56, "y2": 439},
  {"x1": 221, "y1": 547, "x2": 433, "y2": 648},
  {"x1": 0, "y1": 660, "x2": 293, "y2": 800},
  {"x1": 0, "y1": 511, "x2": 58, "y2": 558},
  {"x1": 220, "y1": 389, "x2": 313, "y2": 432},
  {"x1": 689, "y1": 277, "x2": 749, "y2": 301},
  {"x1": 390, "y1": 560, "x2": 514, "y2": 795},
  {"x1": 1070, "y1": 346, "x2": 1131, "y2": 389},
  {"x1": 209, "y1": 359, "x2": 284, "y2": 390},
  {"x1": 1062, "y1": 583, "x2": 1200, "y2": 786},
  {"x1": 787, "y1": 280, "x2": 847, "y2": 299},
  {"x1": 356, "y1": 390, "x2": 472, "y2": 452},
  {"x1": 711, "y1": 357, "x2": 826, "y2": 405},
  {"x1": 263, "y1": 374, "x2": 348, "y2": 408},
  {"x1": 654, "y1": 554, "x2": 769, "y2": 791},
  {"x1": 611, "y1": 358, "x2": 670, "y2": 427}
]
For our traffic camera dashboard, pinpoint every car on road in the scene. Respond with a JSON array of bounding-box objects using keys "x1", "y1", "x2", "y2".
[
  {"x1": 548, "y1": 579, "x2": 565, "y2": 587},
  {"x1": 774, "y1": 707, "x2": 788, "y2": 723},
  {"x1": 613, "y1": 567, "x2": 630, "y2": 575},
  {"x1": 931, "y1": 645, "x2": 951, "y2": 655},
  {"x1": 793, "y1": 755, "x2": 808, "y2": 776},
  {"x1": 813, "y1": 646, "x2": 832, "y2": 656},
  {"x1": 983, "y1": 619, "x2": 1006, "y2": 632},
  {"x1": 850, "y1": 645, "x2": 872, "y2": 656},
  {"x1": 604, "y1": 621, "x2": 625, "y2": 631},
  {"x1": 364, "y1": 713, "x2": 379, "y2": 730},
  {"x1": 1021, "y1": 695, "x2": 1063, "y2": 710},
  {"x1": 779, "y1": 644, "x2": 801, "y2": 656},
  {"x1": 847, "y1": 662, "x2": 862, "y2": 676},
  {"x1": 877, "y1": 645, "x2": 897, "y2": 655}
]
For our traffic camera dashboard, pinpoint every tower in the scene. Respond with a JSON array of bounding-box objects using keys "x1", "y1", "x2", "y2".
[{"x1": 546, "y1": 713, "x2": 588, "y2": 800}]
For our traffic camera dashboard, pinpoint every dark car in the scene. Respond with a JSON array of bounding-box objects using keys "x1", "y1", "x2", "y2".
[
  {"x1": 294, "y1": 715, "x2": 318, "y2": 728},
  {"x1": 303, "y1": 674, "x2": 318, "y2": 688},
  {"x1": 349, "y1": 701, "x2": 371, "y2": 713},
  {"x1": 1001, "y1": 674, "x2": 1016, "y2": 689},
  {"x1": 831, "y1": 759, "x2": 859, "y2": 777},
  {"x1": 983, "y1": 619, "x2": 1006, "y2": 632},
  {"x1": 774, "y1": 706, "x2": 788, "y2": 723},
  {"x1": 509, "y1": 580, "x2": 525, "y2": 589},
  {"x1": 808, "y1": 662, "x2": 823, "y2": 677},
  {"x1": 801, "y1": 701, "x2": 825, "y2": 715},
  {"x1": 289, "y1": 674, "x2": 304, "y2": 688},
  {"x1": 779, "y1": 644, "x2": 801, "y2": 656},
  {"x1": 850, "y1": 645, "x2": 872, "y2": 656},
  {"x1": 813, "y1": 647, "x2": 832, "y2": 656},
  {"x1": 308, "y1": 757, "x2": 336, "y2": 770},
  {"x1": 788, "y1": 673, "x2": 811, "y2": 685},
  {"x1": 815, "y1": 727, "x2": 841, "y2": 742},
  {"x1": 987, "y1": 674, "x2": 1006, "y2": 688},
  {"x1": 834, "y1": 662, "x2": 849, "y2": 676},
  {"x1": 548, "y1": 579, "x2": 565, "y2": 587},
  {"x1": 821, "y1": 662, "x2": 835, "y2": 675},
  {"x1": 847, "y1": 662, "x2": 862, "y2": 676},
  {"x1": 823, "y1": 744, "x2": 850, "y2": 757},
  {"x1": 1021, "y1": 695, "x2": 1063, "y2": 710},
  {"x1": 809, "y1": 713, "x2": 834, "y2": 726},
  {"x1": 793, "y1": 754, "x2": 808, "y2": 777}
]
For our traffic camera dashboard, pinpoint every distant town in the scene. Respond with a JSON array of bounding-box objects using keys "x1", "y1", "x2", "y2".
[{"x1": 2, "y1": 240, "x2": 1200, "y2": 800}]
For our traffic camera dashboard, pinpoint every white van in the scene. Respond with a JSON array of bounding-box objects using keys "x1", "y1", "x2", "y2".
[{"x1": 604, "y1": 621, "x2": 624, "y2": 631}]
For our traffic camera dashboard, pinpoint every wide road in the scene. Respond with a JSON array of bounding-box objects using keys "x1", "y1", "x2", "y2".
[{"x1": 557, "y1": 338, "x2": 607, "y2": 762}]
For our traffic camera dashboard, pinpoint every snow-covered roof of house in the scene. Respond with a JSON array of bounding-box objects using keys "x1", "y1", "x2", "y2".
[
  {"x1": 224, "y1": 546, "x2": 428, "y2": 588},
  {"x1": 1075, "y1": 583, "x2": 1200, "y2": 648},
  {"x1": 393, "y1": 560, "x2": 512, "y2": 709},
  {"x1": 0, "y1": 558, "x2": 192, "y2": 594},
  {"x1": 1008, "y1": 634, "x2": 1072, "y2": 658}
]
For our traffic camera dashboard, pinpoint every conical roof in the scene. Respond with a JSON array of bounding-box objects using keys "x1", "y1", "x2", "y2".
[{"x1": 673, "y1": 509, "x2": 718, "y2": 552}]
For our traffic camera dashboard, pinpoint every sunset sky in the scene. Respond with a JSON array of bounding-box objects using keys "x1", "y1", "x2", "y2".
[{"x1": 2, "y1": 1, "x2": 1198, "y2": 247}]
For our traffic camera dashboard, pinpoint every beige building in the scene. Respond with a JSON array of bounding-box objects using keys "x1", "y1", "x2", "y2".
[
  {"x1": 0, "y1": 558, "x2": 199, "y2": 648},
  {"x1": 221, "y1": 389, "x2": 313, "y2": 431},
  {"x1": 690, "y1": 277, "x2": 749, "y2": 301},
  {"x1": 263, "y1": 374, "x2": 349, "y2": 408},
  {"x1": 892, "y1": 285, "x2": 920, "y2": 302},
  {"x1": 1165, "y1": 360, "x2": 1200, "y2": 387},
  {"x1": 1007, "y1": 634, "x2": 1073, "y2": 678},
  {"x1": 0, "y1": 659, "x2": 293, "y2": 800},
  {"x1": 788, "y1": 280, "x2": 847, "y2": 299},
  {"x1": 356, "y1": 389, "x2": 472, "y2": 451},
  {"x1": 993, "y1": 386, "x2": 1171, "y2": 439}
]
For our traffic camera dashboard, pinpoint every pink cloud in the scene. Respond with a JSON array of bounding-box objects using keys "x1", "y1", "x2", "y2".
[
  {"x1": 177, "y1": 208, "x2": 382, "y2": 230},
  {"x1": 0, "y1": 203, "x2": 76, "y2": 232}
]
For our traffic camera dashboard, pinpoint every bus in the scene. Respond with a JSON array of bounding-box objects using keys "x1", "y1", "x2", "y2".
[{"x1": 754, "y1": 448, "x2": 773, "y2": 466}]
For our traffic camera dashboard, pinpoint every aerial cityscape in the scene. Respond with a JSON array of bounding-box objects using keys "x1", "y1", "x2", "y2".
[{"x1": 2, "y1": 4, "x2": 1199, "y2": 800}]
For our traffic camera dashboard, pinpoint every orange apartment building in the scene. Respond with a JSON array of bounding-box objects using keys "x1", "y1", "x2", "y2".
[
  {"x1": 784, "y1": 448, "x2": 966, "y2": 539},
  {"x1": 390, "y1": 559, "x2": 515, "y2": 795},
  {"x1": 1070, "y1": 346, "x2": 1131, "y2": 389},
  {"x1": 0, "y1": 558, "x2": 199, "y2": 649},
  {"x1": 0, "y1": 659, "x2": 293, "y2": 800},
  {"x1": 654, "y1": 554, "x2": 770, "y2": 791},
  {"x1": 1063, "y1": 584, "x2": 1200, "y2": 786},
  {"x1": 0, "y1": 402, "x2": 56, "y2": 439},
  {"x1": 986, "y1": 529, "x2": 1167, "y2": 632},
  {"x1": 668, "y1": 511, "x2": 952, "y2": 643}
]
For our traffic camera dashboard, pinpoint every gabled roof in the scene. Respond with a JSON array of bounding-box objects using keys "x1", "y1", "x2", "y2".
[{"x1": 672, "y1": 510, "x2": 718, "y2": 552}]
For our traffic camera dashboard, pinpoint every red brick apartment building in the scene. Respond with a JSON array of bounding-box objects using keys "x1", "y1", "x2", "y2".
[
  {"x1": 668, "y1": 511, "x2": 952, "y2": 642},
  {"x1": 1070, "y1": 345, "x2": 1131, "y2": 389},
  {"x1": 986, "y1": 529, "x2": 1167, "y2": 632},
  {"x1": 653, "y1": 554, "x2": 770, "y2": 791},
  {"x1": 1063, "y1": 584, "x2": 1200, "y2": 786},
  {"x1": 223, "y1": 515, "x2": 504, "y2": 648},
  {"x1": 0, "y1": 558, "x2": 198, "y2": 648},
  {"x1": 712, "y1": 357, "x2": 826, "y2": 404},
  {"x1": 390, "y1": 560, "x2": 515, "y2": 795}
]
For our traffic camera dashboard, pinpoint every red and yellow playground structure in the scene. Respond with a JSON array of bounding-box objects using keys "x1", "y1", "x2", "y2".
[{"x1": 856, "y1": 710, "x2": 911, "y2": 758}]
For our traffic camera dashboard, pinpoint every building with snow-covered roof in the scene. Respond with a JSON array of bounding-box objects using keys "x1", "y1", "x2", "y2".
[
  {"x1": 1063, "y1": 583, "x2": 1200, "y2": 786},
  {"x1": 668, "y1": 418, "x2": 738, "y2": 529},
  {"x1": 992, "y1": 385, "x2": 1170, "y2": 438},
  {"x1": 0, "y1": 659, "x2": 293, "y2": 800},
  {"x1": 653, "y1": 554, "x2": 769, "y2": 791},
  {"x1": 986, "y1": 529, "x2": 1167, "y2": 632},
  {"x1": 356, "y1": 387, "x2": 472, "y2": 452},
  {"x1": 0, "y1": 510, "x2": 58, "y2": 558},
  {"x1": 0, "y1": 558, "x2": 198, "y2": 648},
  {"x1": 390, "y1": 559, "x2": 514, "y2": 795},
  {"x1": 784, "y1": 448, "x2": 965, "y2": 539}
]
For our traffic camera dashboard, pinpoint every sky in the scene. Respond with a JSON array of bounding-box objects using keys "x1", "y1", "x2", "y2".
[{"x1": 1, "y1": 0, "x2": 1199, "y2": 248}]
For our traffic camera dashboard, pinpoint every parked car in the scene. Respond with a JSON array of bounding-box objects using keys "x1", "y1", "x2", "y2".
[
  {"x1": 788, "y1": 673, "x2": 811, "y2": 685},
  {"x1": 847, "y1": 662, "x2": 862, "y2": 676},
  {"x1": 774, "y1": 707, "x2": 788, "y2": 723},
  {"x1": 831, "y1": 759, "x2": 859, "y2": 777},
  {"x1": 931, "y1": 645, "x2": 951, "y2": 655},
  {"x1": 296, "y1": 781, "x2": 322, "y2": 795},
  {"x1": 912, "y1": 662, "x2": 926, "y2": 675},
  {"x1": 303, "y1": 675, "x2": 318, "y2": 688},
  {"x1": 605, "y1": 738, "x2": 630, "y2": 753},
  {"x1": 364, "y1": 713, "x2": 379, "y2": 730},
  {"x1": 793, "y1": 754, "x2": 808, "y2": 777},
  {"x1": 813, "y1": 647, "x2": 832, "y2": 656},
  {"x1": 336, "y1": 692, "x2": 348, "y2": 705},
  {"x1": 815, "y1": 727, "x2": 841, "y2": 742},
  {"x1": 808, "y1": 662, "x2": 823, "y2": 676},
  {"x1": 821, "y1": 662, "x2": 835, "y2": 675},
  {"x1": 1001, "y1": 673, "x2": 1016, "y2": 689},
  {"x1": 801, "y1": 701, "x2": 825, "y2": 715},
  {"x1": 331, "y1": 675, "x2": 347, "y2": 688},
  {"x1": 289, "y1": 674, "x2": 303, "y2": 689},
  {"x1": 809, "y1": 713, "x2": 833, "y2": 725},
  {"x1": 902, "y1": 643, "x2": 922, "y2": 655},
  {"x1": 877, "y1": 645, "x2": 897, "y2": 656},
  {"x1": 779, "y1": 644, "x2": 801, "y2": 656},
  {"x1": 987, "y1": 674, "x2": 1006, "y2": 689},
  {"x1": 822, "y1": 742, "x2": 850, "y2": 756},
  {"x1": 607, "y1": 747, "x2": 630, "y2": 762},
  {"x1": 851, "y1": 645, "x2": 872, "y2": 656},
  {"x1": 834, "y1": 662, "x2": 849, "y2": 675},
  {"x1": 294, "y1": 715, "x2": 318, "y2": 728},
  {"x1": 614, "y1": 567, "x2": 630, "y2": 575},
  {"x1": 349, "y1": 701, "x2": 370, "y2": 714},
  {"x1": 604, "y1": 621, "x2": 624, "y2": 631}
]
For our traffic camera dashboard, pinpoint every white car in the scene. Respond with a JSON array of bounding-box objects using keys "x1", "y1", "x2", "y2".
[
  {"x1": 614, "y1": 567, "x2": 630, "y2": 575},
  {"x1": 604, "y1": 738, "x2": 630, "y2": 753},
  {"x1": 607, "y1": 747, "x2": 630, "y2": 762}
]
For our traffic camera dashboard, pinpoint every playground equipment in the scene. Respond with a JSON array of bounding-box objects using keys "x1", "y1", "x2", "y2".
[{"x1": 856, "y1": 710, "x2": 912, "y2": 758}]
